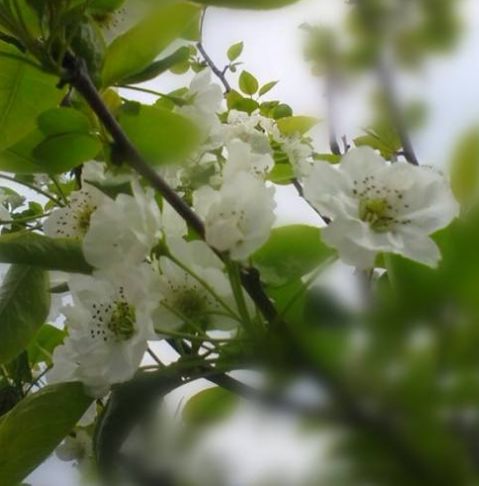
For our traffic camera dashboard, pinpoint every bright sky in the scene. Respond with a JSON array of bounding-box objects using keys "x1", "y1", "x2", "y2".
[{"x1": 27, "y1": 0, "x2": 479, "y2": 484}]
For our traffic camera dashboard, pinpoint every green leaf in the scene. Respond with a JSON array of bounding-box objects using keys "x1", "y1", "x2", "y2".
[
  {"x1": 37, "y1": 108, "x2": 92, "y2": 136},
  {"x1": 267, "y1": 162, "x2": 294, "y2": 184},
  {"x1": 33, "y1": 133, "x2": 101, "y2": 173},
  {"x1": 277, "y1": 116, "x2": 319, "y2": 136},
  {"x1": 121, "y1": 46, "x2": 191, "y2": 85},
  {"x1": 102, "y1": 2, "x2": 201, "y2": 86},
  {"x1": 450, "y1": 127, "x2": 479, "y2": 206},
  {"x1": 239, "y1": 70, "x2": 259, "y2": 95},
  {"x1": 183, "y1": 387, "x2": 238, "y2": 425},
  {"x1": 273, "y1": 103, "x2": 293, "y2": 119},
  {"x1": 0, "y1": 265, "x2": 50, "y2": 364},
  {"x1": 259, "y1": 80, "x2": 278, "y2": 96},
  {"x1": 193, "y1": 0, "x2": 301, "y2": 9},
  {"x1": 0, "y1": 383, "x2": 92, "y2": 486},
  {"x1": 227, "y1": 41, "x2": 244, "y2": 61},
  {"x1": 0, "y1": 231, "x2": 92, "y2": 274},
  {"x1": 27, "y1": 325, "x2": 66, "y2": 367},
  {"x1": 118, "y1": 103, "x2": 198, "y2": 164},
  {"x1": 0, "y1": 45, "x2": 64, "y2": 151},
  {"x1": 253, "y1": 225, "x2": 335, "y2": 286},
  {"x1": 0, "y1": 130, "x2": 47, "y2": 174}
]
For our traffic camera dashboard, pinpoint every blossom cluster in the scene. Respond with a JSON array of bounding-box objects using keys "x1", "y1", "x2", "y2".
[{"x1": 41, "y1": 69, "x2": 458, "y2": 403}]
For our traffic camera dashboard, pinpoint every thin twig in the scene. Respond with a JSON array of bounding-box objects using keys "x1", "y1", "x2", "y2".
[
  {"x1": 0, "y1": 173, "x2": 65, "y2": 207},
  {"x1": 197, "y1": 8, "x2": 232, "y2": 93}
]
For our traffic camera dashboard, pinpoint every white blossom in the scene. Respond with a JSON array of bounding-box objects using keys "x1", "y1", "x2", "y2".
[
  {"x1": 194, "y1": 172, "x2": 276, "y2": 260},
  {"x1": 48, "y1": 266, "x2": 157, "y2": 397},
  {"x1": 44, "y1": 184, "x2": 107, "y2": 239},
  {"x1": 0, "y1": 194, "x2": 11, "y2": 228},
  {"x1": 153, "y1": 239, "x2": 240, "y2": 331},
  {"x1": 82, "y1": 180, "x2": 161, "y2": 270},
  {"x1": 82, "y1": 161, "x2": 132, "y2": 187},
  {"x1": 214, "y1": 110, "x2": 274, "y2": 155},
  {"x1": 56, "y1": 429, "x2": 92, "y2": 464},
  {"x1": 223, "y1": 139, "x2": 274, "y2": 181},
  {"x1": 179, "y1": 69, "x2": 223, "y2": 140},
  {"x1": 304, "y1": 147, "x2": 459, "y2": 269}
]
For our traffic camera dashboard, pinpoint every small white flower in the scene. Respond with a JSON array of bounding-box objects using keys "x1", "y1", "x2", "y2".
[
  {"x1": 179, "y1": 70, "x2": 223, "y2": 140},
  {"x1": 82, "y1": 161, "x2": 132, "y2": 187},
  {"x1": 48, "y1": 266, "x2": 156, "y2": 397},
  {"x1": 0, "y1": 194, "x2": 11, "y2": 228},
  {"x1": 304, "y1": 147, "x2": 459, "y2": 269},
  {"x1": 194, "y1": 172, "x2": 276, "y2": 260},
  {"x1": 214, "y1": 110, "x2": 273, "y2": 155},
  {"x1": 223, "y1": 139, "x2": 274, "y2": 181},
  {"x1": 83, "y1": 180, "x2": 161, "y2": 270},
  {"x1": 56, "y1": 429, "x2": 92, "y2": 464},
  {"x1": 44, "y1": 184, "x2": 107, "y2": 239},
  {"x1": 153, "y1": 239, "x2": 240, "y2": 331},
  {"x1": 281, "y1": 137, "x2": 315, "y2": 179}
]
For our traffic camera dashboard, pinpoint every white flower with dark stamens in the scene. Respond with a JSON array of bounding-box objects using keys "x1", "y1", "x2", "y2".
[
  {"x1": 48, "y1": 267, "x2": 156, "y2": 397},
  {"x1": 194, "y1": 172, "x2": 276, "y2": 260},
  {"x1": 153, "y1": 239, "x2": 240, "y2": 331},
  {"x1": 83, "y1": 180, "x2": 161, "y2": 270},
  {"x1": 223, "y1": 139, "x2": 274, "y2": 181},
  {"x1": 304, "y1": 147, "x2": 459, "y2": 269},
  {"x1": 44, "y1": 184, "x2": 107, "y2": 239}
]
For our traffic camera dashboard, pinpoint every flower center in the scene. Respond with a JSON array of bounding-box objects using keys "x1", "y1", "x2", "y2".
[
  {"x1": 359, "y1": 198, "x2": 394, "y2": 232},
  {"x1": 107, "y1": 301, "x2": 136, "y2": 342},
  {"x1": 171, "y1": 288, "x2": 210, "y2": 325},
  {"x1": 77, "y1": 206, "x2": 95, "y2": 235}
]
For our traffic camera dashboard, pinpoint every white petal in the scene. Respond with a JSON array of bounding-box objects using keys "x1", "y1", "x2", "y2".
[{"x1": 340, "y1": 147, "x2": 386, "y2": 181}]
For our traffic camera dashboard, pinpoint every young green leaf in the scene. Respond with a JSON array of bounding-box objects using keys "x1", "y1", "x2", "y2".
[
  {"x1": 118, "y1": 103, "x2": 199, "y2": 164},
  {"x1": 259, "y1": 80, "x2": 278, "y2": 96},
  {"x1": 277, "y1": 116, "x2": 319, "y2": 136},
  {"x1": 121, "y1": 46, "x2": 191, "y2": 85},
  {"x1": 0, "y1": 265, "x2": 50, "y2": 364},
  {"x1": 0, "y1": 46, "x2": 65, "y2": 151},
  {"x1": 33, "y1": 133, "x2": 101, "y2": 173},
  {"x1": 102, "y1": 2, "x2": 201, "y2": 86},
  {"x1": 27, "y1": 325, "x2": 66, "y2": 367},
  {"x1": 37, "y1": 108, "x2": 92, "y2": 136},
  {"x1": 183, "y1": 387, "x2": 238, "y2": 425},
  {"x1": 227, "y1": 41, "x2": 244, "y2": 61},
  {"x1": 253, "y1": 225, "x2": 335, "y2": 286},
  {"x1": 0, "y1": 232, "x2": 92, "y2": 274},
  {"x1": 239, "y1": 70, "x2": 259, "y2": 95},
  {"x1": 0, "y1": 383, "x2": 92, "y2": 486}
]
